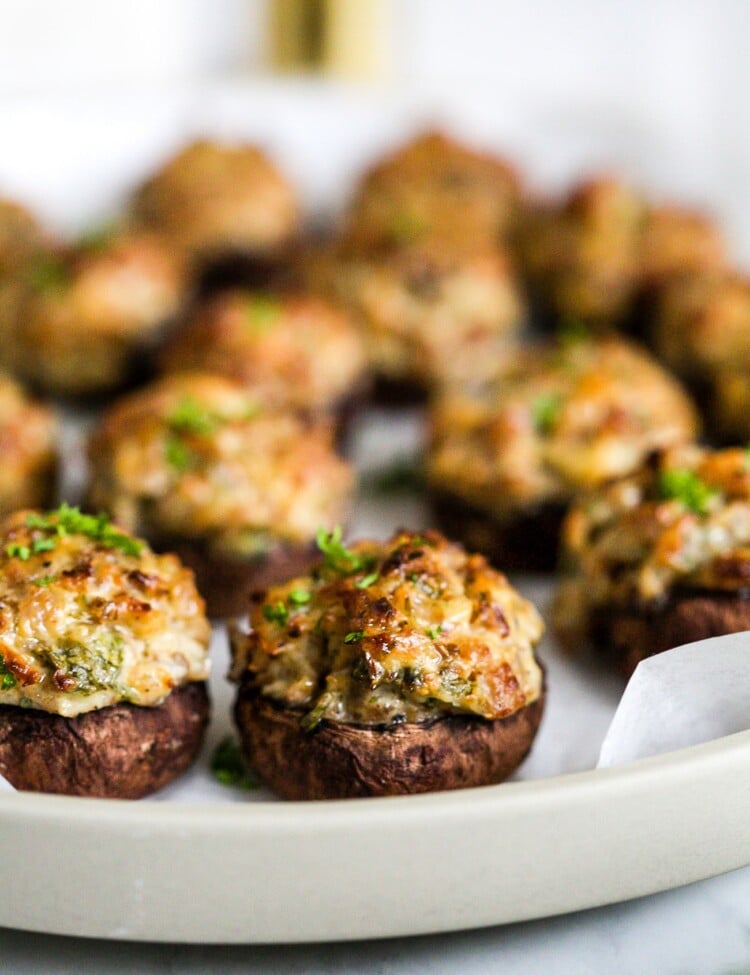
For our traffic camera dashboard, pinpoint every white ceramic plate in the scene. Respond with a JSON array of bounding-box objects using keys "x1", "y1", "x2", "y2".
[
  {"x1": 3, "y1": 730, "x2": 750, "y2": 942},
  {"x1": 0, "y1": 82, "x2": 748, "y2": 944}
]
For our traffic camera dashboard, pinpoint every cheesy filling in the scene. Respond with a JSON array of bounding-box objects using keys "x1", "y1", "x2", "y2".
[
  {"x1": 426, "y1": 336, "x2": 698, "y2": 516},
  {"x1": 553, "y1": 446, "x2": 750, "y2": 646},
  {"x1": 0, "y1": 506, "x2": 210, "y2": 717},
  {"x1": 231, "y1": 529, "x2": 544, "y2": 727}
]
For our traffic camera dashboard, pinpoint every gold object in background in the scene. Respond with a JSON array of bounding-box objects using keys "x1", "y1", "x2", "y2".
[{"x1": 268, "y1": 0, "x2": 391, "y2": 80}]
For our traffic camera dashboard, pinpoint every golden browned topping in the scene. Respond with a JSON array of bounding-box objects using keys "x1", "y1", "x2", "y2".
[
  {"x1": 345, "y1": 130, "x2": 521, "y2": 251},
  {"x1": 426, "y1": 335, "x2": 698, "y2": 516},
  {"x1": 311, "y1": 240, "x2": 524, "y2": 387},
  {"x1": 0, "y1": 505, "x2": 210, "y2": 717},
  {"x1": 159, "y1": 290, "x2": 368, "y2": 413},
  {"x1": 0, "y1": 373, "x2": 57, "y2": 515},
  {"x1": 132, "y1": 139, "x2": 299, "y2": 259},
  {"x1": 230, "y1": 528, "x2": 543, "y2": 727},
  {"x1": 654, "y1": 270, "x2": 750, "y2": 378},
  {"x1": 88, "y1": 373, "x2": 354, "y2": 557},
  {"x1": 554, "y1": 446, "x2": 750, "y2": 647},
  {"x1": 640, "y1": 205, "x2": 725, "y2": 286},
  {"x1": 9, "y1": 229, "x2": 186, "y2": 394},
  {"x1": 519, "y1": 176, "x2": 724, "y2": 325},
  {"x1": 519, "y1": 177, "x2": 646, "y2": 324}
]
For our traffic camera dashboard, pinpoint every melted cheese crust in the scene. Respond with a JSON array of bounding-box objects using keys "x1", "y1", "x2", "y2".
[
  {"x1": 88, "y1": 373, "x2": 354, "y2": 554},
  {"x1": 133, "y1": 139, "x2": 299, "y2": 258},
  {"x1": 0, "y1": 509, "x2": 210, "y2": 717},
  {"x1": 426, "y1": 337, "x2": 698, "y2": 515},
  {"x1": 553, "y1": 446, "x2": 750, "y2": 647},
  {"x1": 159, "y1": 291, "x2": 368, "y2": 413},
  {"x1": 231, "y1": 529, "x2": 544, "y2": 726}
]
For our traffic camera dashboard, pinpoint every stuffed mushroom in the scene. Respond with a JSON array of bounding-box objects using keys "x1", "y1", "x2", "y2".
[
  {"x1": 652, "y1": 269, "x2": 750, "y2": 439},
  {"x1": 553, "y1": 445, "x2": 750, "y2": 676},
  {"x1": 426, "y1": 333, "x2": 699, "y2": 571},
  {"x1": 0, "y1": 197, "x2": 54, "y2": 362},
  {"x1": 158, "y1": 289, "x2": 369, "y2": 432},
  {"x1": 8, "y1": 229, "x2": 187, "y2": 397},
  {"x1": 87, "y1": 372, "x2": 355, "y2": 617},
  {"x1": 518, "y1": 176, "x2": 724, "y2": 330},
  {"x1": 344, "y1": 130, "x2": 521, "y2": 252},
  {"x1": 131, "y1": 139, "x2": 299, "y2": 282},
  {"x1": 307, "y1": 239, "x2": 525, "y2": 402},
  {"x1": 0, "y1": 504, "x2": 210, "y2": 797},
  {"x1": 230, "y1": 528, "x2": 545, "y2": 799}
]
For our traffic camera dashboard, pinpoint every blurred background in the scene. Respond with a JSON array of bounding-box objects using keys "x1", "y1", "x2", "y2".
[{"x1": 1, "y1": 0, "x2": 748, "y2": 251}]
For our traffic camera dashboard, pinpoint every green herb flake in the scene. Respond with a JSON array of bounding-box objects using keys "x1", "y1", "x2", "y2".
[
  {"x1": 76, "y1": 222, "x2": 116, "y2": 254},
  {"x1": 24, "y1": 504, "x2": 143, "y2": 557},
  {"x1": 287, "y1": 589, "x2": 311, "y2": 607},
  {"x1": 426, "y1": 625, "x2": 443, "y2": 640},
  {"x1": 657, "y1": 468, "x2": 720, "y2": 516},
  {"x1": 344, "y1": 630, "x2": 365, "y2": 644},
  {"x1": 33, "y1": 575, "x2": 57, "y2": 588},
  {"x1": 263, "y1": 601, "x2": 290, "y2": 626},
  {"x1": 31, "y1": 537, "x2": 55, "y2": 555},
  {"x1": 164, "y1": 434, "x2": 193, "y2": 472},
  {"x1": 557, "y1": 316, "x2": 590, "y2": 347},
  {"x1": 389, "y1": 209, "x2": 426, "y2": 246},
  {"x1": 355, "y1": 571, "x2": 379, "y2": 590},
  {"x1": 26, "y1": 256, "x2": 70, "y2": 294},
  {"x1": 316, "y1": 525, "x2": 364, "y2": 575},
  {"x1": 5, "y1": 543, "x2": 30, "y2": 561},
  {"x1": 210, "y1": 736, "x2": 259, "y2": 790},
  {"x1": 0, "y1": 656, "x2": 17, "y2": 690},
  {"x1": 168, "y1": 396, "x2": 219, "y2": 436},
  {"x1": 245, "y1": 295, "x2": 281, "y2": 334},
  {"x1": 531, "y1": 393, "x2": 563, "y2": 434}
]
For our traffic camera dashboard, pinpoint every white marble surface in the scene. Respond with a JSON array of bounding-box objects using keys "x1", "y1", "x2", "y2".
[{"x1": 2, "y1": 867, "x2": 750, "y2": 974}]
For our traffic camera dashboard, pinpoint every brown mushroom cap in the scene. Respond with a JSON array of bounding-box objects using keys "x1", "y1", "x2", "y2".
[
  {"x1": 0, "y1": 681, "x2": 209, "y2": 798},
  {"x1": 234, "y1": 677, "x2": 545, "y2": 800}
]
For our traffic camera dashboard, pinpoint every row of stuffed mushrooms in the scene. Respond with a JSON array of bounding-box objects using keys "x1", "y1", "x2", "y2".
[{"x1": 1, "y1": 130, "x2": 750, "y2": 802}]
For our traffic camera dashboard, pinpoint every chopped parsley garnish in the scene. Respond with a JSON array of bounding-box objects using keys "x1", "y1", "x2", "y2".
[
  {"x1": 316, "y1": 526, "x2": 368, "y2": 575},
  {"x1": 26, "y1": 256, "x2": 69, "y2": 293},
  {"x1": 288, "y1": 589, "x2": 311, "y2": 606},
  {"x1": 164, "y1": 434, "x2": 194, "y2": 472},
  {"x1": 32, "y1": 575, "x2": 56, "y2": 587},
  {"x1": 531, "y1": 393, "x2": 563, "y2": 434},
  {"x1": 77, "y1": 222, "x2": 115, "y2": 253},
  {"x1": 557, "y1": 315, "x2": 590, "y2": 347},
  {"x1": 426, "y1": 626, "x2": 443, "y2": 640},
  {"x1": 168, "y1": 396, "x2": 219, "y2": 436},
  {"x1": 210, "y1": 736, "x2": 258, "y2": 790},
  {"x1": 657, "y1": 468, "x2": 719, "y2": 515},
  {"x1": 389, "y1": 209, "x2": 426, "y2": 245},
  {"x1": 355, "y1": 571, "x2": 379, "y2": 589},
  {"x1": 6, "y1": 543, "x2": 30, "y2": 561},
  {"x1": 0, "y1": 656, "x2": 16, "y2": 690},
  {"x1": 245, "y1": 295, "x2": 280, "y2": 333},
  {"x1": 263, "y1": 601, "x2": 290, "y2": 626},
  {"x1": 31, "y1": 537, "x2": 55, "y2": 555},
  {"x1": 25, "y1": 504, "x2": 143, "y2": 557},
  {"x1": 344, "y1": 630, "x2": 365, "y2": 644}
]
